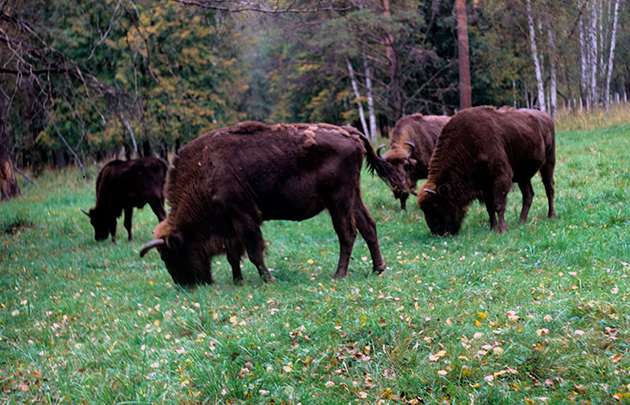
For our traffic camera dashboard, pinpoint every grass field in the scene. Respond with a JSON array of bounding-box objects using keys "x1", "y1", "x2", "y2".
[{"x1": 1, "y1": 113, "x2": 630, "y2": 404}]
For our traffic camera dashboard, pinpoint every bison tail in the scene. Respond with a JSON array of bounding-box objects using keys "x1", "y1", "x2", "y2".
[{"x1": 359, "y1": 133, "x2": 412, "y2": 194}]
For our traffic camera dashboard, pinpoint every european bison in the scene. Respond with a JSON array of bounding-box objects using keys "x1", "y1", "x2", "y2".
[
  {"x1": 417, "y1": 106, "x2": 556, "y2": 235},
  {"x1": 83, "y1": 157, "x2": 168, "y2": 242},
  {"x1": 378, "y1": 114, "x2": 450, "y2": 209},
  {"x1": 140, "y1": 121, "x2": 407, "y2": 286}
]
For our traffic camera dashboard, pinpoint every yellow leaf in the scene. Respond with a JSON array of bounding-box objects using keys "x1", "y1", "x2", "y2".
[
  {"x1": 429, "y1": 350, "x2": 447, "y2": 361},
  {"x1": 610, "y1": 353, "x2": 623, "y2": 363},
  {"x1": 475, "y1": 320, "x2": 482, "y2": 327},
  {"x1": 477, "y1": 312, "x2": 487, "y2": 319}
]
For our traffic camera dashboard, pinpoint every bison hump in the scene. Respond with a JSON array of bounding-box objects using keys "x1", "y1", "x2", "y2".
[{"x1": 233, "y1": 121, "x2": 268, "y2": 134}]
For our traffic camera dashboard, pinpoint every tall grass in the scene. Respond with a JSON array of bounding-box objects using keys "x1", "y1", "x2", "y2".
[{"x1": 1, "y1": 114, "x2": 630, "y2": 404}]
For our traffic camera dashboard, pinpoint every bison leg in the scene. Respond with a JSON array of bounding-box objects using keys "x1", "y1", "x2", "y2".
[
  {"x1": 399, "y1": 192, "x2": 409, "y2": 210},
  {"x1": 149, "y1": 197, "x2": 167, "y2": 222},
  {"x1": 483, "y1": 194, "x2": 498, "y2": 230},
  {"x1": 327, "y1": 197, "x2": 358, "y2": 279},
  {"x1": 540, "y1": 161, "x2": 557, "y2": 219},
  {"x1": 238, "y1": 221, "x2": 273, "y2": 282},
  {"x1": 485, "y1": 182, "x2": 511, "y2": 234},
  {"x1": 517, "y1": 179, "x2": 535, "y2": 223},
  {"x1": 123, "y1": 207, "x2": 134, "y2": 240},
  {"x1": 354, "y1": 199, "x2": 386, "y2": 274},
  {"x1": 226, "y1": 248, "x2": 244, "y2": 285}
]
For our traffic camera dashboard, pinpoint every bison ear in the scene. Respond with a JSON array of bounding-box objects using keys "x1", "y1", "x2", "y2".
[
  {"x1": 437, "y1": 184, "x2": 450, "y2": 197},
  {"x1": 165, "y1": 232, "x2": 184, "y2": 253}
]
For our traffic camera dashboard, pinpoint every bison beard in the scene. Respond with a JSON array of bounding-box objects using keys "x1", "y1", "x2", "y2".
[
  {"x1": 417, "y1": 106, "x2": 556, "y2": 235},
  {"x1": 140, "y1": 121, "x2": 408, "y2": 286},
  {"x1": 83, "y1": 157, "x2": 168, "y2": 242}
]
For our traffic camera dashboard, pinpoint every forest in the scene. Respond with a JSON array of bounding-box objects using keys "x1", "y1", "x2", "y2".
[{"x1": 0, "y1": 0, "x2": 629, "y2": 190}]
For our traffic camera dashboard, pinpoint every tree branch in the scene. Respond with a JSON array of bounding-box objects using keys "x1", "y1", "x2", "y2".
[{"x1": 172, "y1": 0, "x2": 350, "y2": 13}]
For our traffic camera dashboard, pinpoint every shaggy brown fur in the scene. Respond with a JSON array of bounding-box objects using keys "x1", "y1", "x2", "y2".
[
  {"x1": 84, "y1": 157, "x2": 168, "y2": 242},
  {"x1": 141, "y1": 121, "x2": 407, "y2": 286},
  {"x1": 380, "y1": 114, "x2": 450, "y2": 209},
  {"x1": 417, "y1": 106, "x2": 556, "y2": 235}
]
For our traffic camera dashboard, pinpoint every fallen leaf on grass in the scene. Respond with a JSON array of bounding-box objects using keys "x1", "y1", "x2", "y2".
[
  {"x1": 429, "y1": 350, "x2": 447, "y2": 361},
  {"x1": 610, "y1": 353, "x2": 623, "y2": 363}
]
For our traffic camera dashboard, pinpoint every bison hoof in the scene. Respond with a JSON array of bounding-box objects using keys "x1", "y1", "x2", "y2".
[
  {"x1": 372, "y1": 265, "x2": 386, "y2": 275},
  {"x1": 493, "y1": 225, "x2": 508, "y2": 234}
]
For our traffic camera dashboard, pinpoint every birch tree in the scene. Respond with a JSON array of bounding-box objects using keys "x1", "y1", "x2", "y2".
[
  {"x1": 578, "y1": 0, "x2": 623, "y2": 109},
  {"x1": 526, "y1": 0, "x2": 546, "y2": 112},
  {"x1": 604, "y1": 0, "x2": 622, "y2": 111},
  {"x1": 547, "y1": 21, "x2": 558, "y2": 118},
  {"x1": 346, "y1": 59, "x2": 370, "y2": 139}
]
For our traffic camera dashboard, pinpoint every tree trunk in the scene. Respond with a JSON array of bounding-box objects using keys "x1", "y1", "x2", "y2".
[
  {"x1": 547, "y1": 22, "x2": 557, "y2": 119},
  {"x1": 346, "y1": 59, "x2": 369, "y2": 137},
  {"x1": 119, "y1": 113, "x2": 139, "y2": 159},
  {"x1": 526, "y1": 0, "x2": 546, "y2": 112},
  {"x1": 382, "y1": 0, "x2": 402, "y2": 118},
  {"x1": 0, "y1": 94, "x2": 22, "y2": 200},
  {"x1": 364, "y1": 58, "x2": 377, "y2": 141},
  {"x1": 47, "y1": 111, "x2": 87, "y2": 182},
  {"x1": 455, "y1": 0, "x2": 472, "y2": 109},
  {"x1": 605, "y1": 0, "x2": 621, "y2": 112},
  {"x1": 589, "y1": 1, "x2": 598, "y2": 107},
  {"x1": 579, "y1": 19, "x2": 588, "y2": 104}
]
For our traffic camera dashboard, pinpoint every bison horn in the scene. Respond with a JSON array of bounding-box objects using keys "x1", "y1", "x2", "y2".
[
  {"x1": 81, "y1": 209, "x2": 90, "y2": 217},
  {"x1": 404, "y1": 141, "x2": 416, "y2": 153},
  {"x1": 424, "y1": 189, "x2": 436, "y2": 195},
  {"x1": 377, "y1": 144, "x2": 386, "y2": 157},
  {"x1": 140, "y1": 238, "x2": 166, "y2": 257}
]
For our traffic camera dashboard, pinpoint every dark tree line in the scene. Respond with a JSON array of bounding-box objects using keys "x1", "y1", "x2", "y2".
[{"x1": 1, "y1": 0, "x2": 629, "y2": 200}]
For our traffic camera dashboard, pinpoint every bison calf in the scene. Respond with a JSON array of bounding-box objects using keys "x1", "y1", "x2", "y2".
[
  {"x1": 140, "y1": 121, "x2": 407, "y2": 286},
  {"x1": 83, "y1": 157, "x2": 168, "y2": 242},
  {"x1": 417, "y1": 106, "x2": 556, "y2": 235}
]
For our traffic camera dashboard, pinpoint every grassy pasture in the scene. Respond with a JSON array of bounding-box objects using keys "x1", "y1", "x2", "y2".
[{"x1": 1, "y1": 116, "x2": 630, "y2": 404}]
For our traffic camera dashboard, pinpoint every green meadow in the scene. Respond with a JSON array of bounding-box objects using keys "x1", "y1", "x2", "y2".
[{"x1": 1, "y1": 112, "x2": 630, "y2": 404}]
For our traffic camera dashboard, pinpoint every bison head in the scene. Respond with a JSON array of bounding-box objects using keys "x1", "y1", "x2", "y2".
[
  {"x1": 82, "y1": 207, "x2": 116, "y2": 241},
  {"x1": 417, "y1": 183, "x2": 465, "y2": 236},
  {"x1": 378, "y1": 143, "x2": 417, "y2": 196},
  {"x1": 139, "y1": 222, "x2": 211, "y2": 286}
]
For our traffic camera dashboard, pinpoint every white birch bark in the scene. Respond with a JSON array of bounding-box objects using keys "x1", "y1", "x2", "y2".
[
  {"x1": 589, "y1": 1, "x2": 598, "y2": 106},
  {"x1": 526, "y1": 0, "x2": 546, "y2": 112},
  {"x1": 364, "y1": 58, "x2": 377, "y2": 141},
  {"x1": 119, "y1": 113, "x2": 139, "y2": 159},
  {"x1": 605, "y1": 0, "x2": 621, "y2": 112},
  {"x1": 346, "y1": 59, "x2": 369, "y2": 137},
  {"x1": 579, "y1": 19, "x2": 588, "y2": 101},
  {"x1": 547, "y1": 22, "x2": 557, "y2": 119}
]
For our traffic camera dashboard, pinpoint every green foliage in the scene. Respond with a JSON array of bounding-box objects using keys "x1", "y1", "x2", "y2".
[
  {"x1": 2, "y1": 117, "x2": 630, "y2": 403},
  {"x1": 4, "y1": 0, "x2": 249, "y2": 164}
]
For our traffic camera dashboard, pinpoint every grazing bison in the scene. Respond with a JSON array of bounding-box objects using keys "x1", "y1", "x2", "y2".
[
  {"x1": 140, "y1": 121, "x2": 408, "y2": 286},
  {"x1": 417, "y1": 106, "x2": 556, "y2": 235},
  {"x1": 378, "y1": 114, "x2": 450, "y2": 209},
  {"x1": 83, "y1": 157, "x2": 168, "y2": 242}
]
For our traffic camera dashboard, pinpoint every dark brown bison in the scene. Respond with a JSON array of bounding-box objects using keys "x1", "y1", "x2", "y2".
[
  {"x1": 378, "y1": 114, "x2": 450, "y2": 209},
  {"x1": 83, "y1": 157, "x2": 168, "y2": 242},
  {"x1": 417, "y1": 106, "x2": 556, "y2": 235},
  {"x1": 140, "y1": 121, "x2": 408, "y2": 286}
]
